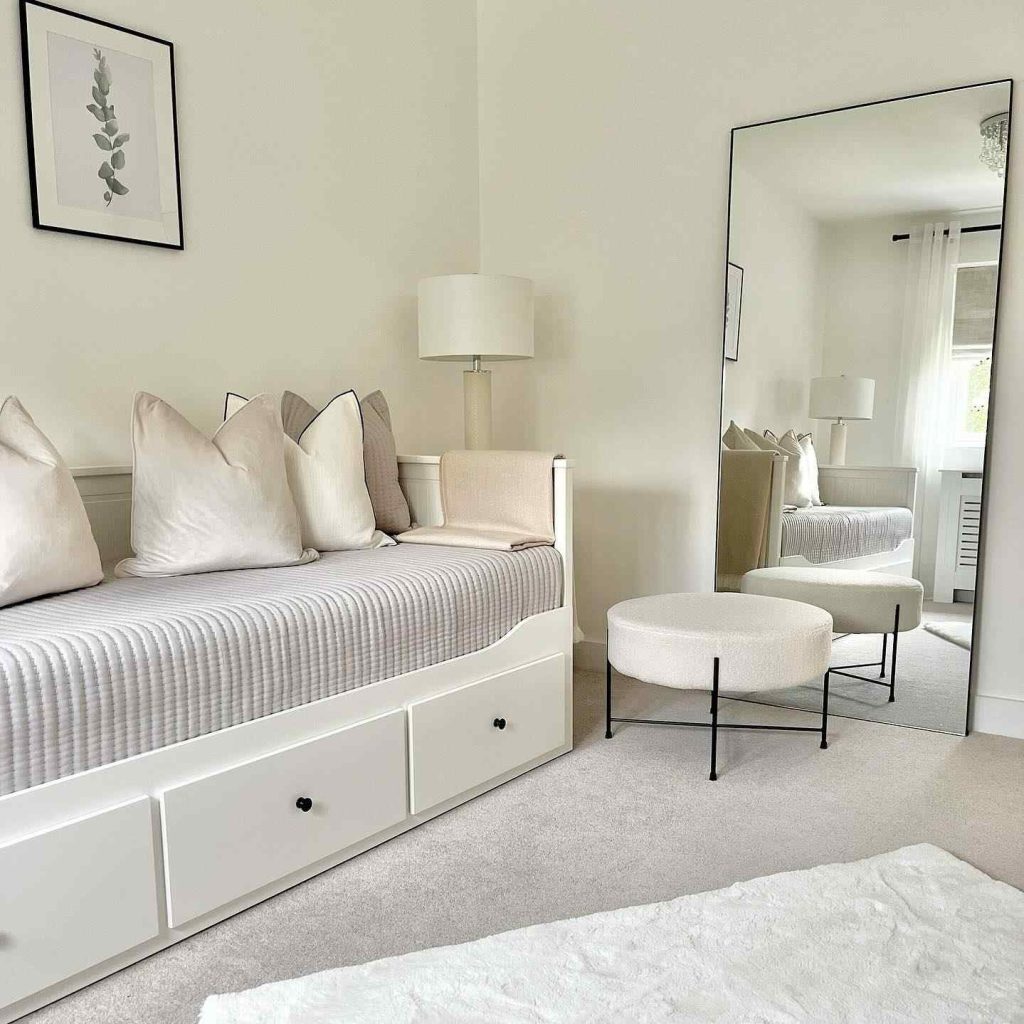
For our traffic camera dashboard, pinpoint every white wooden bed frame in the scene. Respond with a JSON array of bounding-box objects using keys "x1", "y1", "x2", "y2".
[
  {"x1": 762, "y1": 456, "x2": 918, "y2": 575},
  {"x1": 0, "y1": 456, "x2": 574, "y2": 1023}
]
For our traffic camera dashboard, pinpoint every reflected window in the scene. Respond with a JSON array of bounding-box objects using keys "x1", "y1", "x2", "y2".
[{"x1": 950, "y1": 263, "x2": 997, "y2": 445}]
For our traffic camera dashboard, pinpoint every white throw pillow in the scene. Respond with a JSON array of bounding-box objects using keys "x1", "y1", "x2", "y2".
[
  {"x1": 796, "y1": 431, "x2": 823, "y2": 506},
  {"x1": 0, "y1": 397, "x2": 103, "y2": 607},
  {"x1": 117, "y1": 393, "x2": 317, "y2": 577},
  {"x1": 751, "y1": 429, "x2": 813, "y2": 508},
  {"x1": 722, "y1": 420, "x2": 759, "y2": 450},
  {"x1": 225, "y1": 391, "x2": 390, "y2": 551},
  {"x1": 776, "y1": 430, "x2": 816, "y2": 509}
]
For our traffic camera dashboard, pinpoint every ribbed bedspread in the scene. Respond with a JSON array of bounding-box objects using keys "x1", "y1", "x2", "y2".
[
  {"x1": 781, "y1": 505, "x2": 913, "y2": 564},
  {"x1": 0, "y1": 545, "x2": 562, "y2": 796}
]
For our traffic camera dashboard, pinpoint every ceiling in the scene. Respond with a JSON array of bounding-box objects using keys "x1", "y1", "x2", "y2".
[{"x1": 732, "y1": 82, "x2": 1010, "y2": 221}]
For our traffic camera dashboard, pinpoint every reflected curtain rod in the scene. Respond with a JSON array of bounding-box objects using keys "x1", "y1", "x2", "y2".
[{"x1": 891, "y1": 224, "x2": 1001, "y2": 242}]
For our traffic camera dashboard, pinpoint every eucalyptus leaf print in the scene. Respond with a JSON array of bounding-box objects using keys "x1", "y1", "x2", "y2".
[{"x1": 87, "y1": 49, "x2": 129, "y2": 206}]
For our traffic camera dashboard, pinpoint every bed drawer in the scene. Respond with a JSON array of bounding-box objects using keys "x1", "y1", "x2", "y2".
[
  {"x1": 408, "y1": 654, "x2": 567, "y2": 813},
  {"x1": 0, "y1": 798, "x2": 159, "y2": 1009},
  {"x1": 160, "y1": 710, "x2": 407, "y2": 927}
]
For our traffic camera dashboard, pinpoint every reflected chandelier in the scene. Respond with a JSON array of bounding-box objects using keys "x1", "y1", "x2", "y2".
[{"x1": 979, "y1": 112, "x2": 1009, "y2": 177}]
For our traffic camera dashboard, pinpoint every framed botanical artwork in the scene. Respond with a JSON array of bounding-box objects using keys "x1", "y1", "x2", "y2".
[
  {"x1": 20, "y1": 0, "x2": 183, "y2": 248},
  {"x1": 724, "y1": 262, "x2": 743, "y2": 362}
]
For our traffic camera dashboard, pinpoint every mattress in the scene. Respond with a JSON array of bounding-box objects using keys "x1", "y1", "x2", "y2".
[
  {"x1": 0, "y1": 544, "x2": 562, "y2": 797},
  {"x1": 781, "y1": 506, "x2": 914, "y2": 564}
]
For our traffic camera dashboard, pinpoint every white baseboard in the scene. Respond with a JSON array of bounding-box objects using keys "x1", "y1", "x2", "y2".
[
  {"x1": 575, "y1": 638, "x2": 607, "y2": 673},
  {"x1": 971, "y1": 694, "x2": 1024, "y2": 740}
]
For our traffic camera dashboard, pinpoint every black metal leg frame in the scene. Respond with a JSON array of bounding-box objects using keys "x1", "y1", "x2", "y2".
[
  {"x1": 829, "y1": 604, "x2": 900, "y2": 703},
  {"x1": 606, "y1": 657, "x2": 829, "y2": 781}
]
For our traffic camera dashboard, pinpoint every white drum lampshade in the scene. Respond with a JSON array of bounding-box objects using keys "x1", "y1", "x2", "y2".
[
  {"x1": 809, "y1": 375, "x2": 875, "y2": 466},
  {"x1": 418, "y1": 274, "x2": 534, "y2": 449}
]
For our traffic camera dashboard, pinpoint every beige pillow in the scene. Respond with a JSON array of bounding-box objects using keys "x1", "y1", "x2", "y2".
[
  {"x1": 797, "y1": 431, "x2": 823, "y2": 506},
  {"x1": 361, "y1": 391, "x2": 411, "y2": 535},
  {"x1": 722, "y1": 420, "x2": 759, "y2": 450},
  {"x1": 226, "y1": 391, "x2": 389, "y2": 551},
  {"x1": 744, "y1": 428, "x2": 779, "y2": 452},
  {"x1": 0, "y1": 397, "x2": 103, "y2": 607},
  {"x1": 117, "y1": 393, "x2": 317, "y2": 577}
]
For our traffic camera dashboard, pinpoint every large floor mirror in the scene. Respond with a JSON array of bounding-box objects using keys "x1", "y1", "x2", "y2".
[{"x1": 717, "y1": 81, "x2": 1011, "y2": 735}]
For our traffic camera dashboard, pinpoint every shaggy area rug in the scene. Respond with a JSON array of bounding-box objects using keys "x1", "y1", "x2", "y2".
[
  {"x1": 199, "y1": 844, "x2": 1024, "y2": 1023},
  {"x1": 924, "y1": 620, "x2": 973, "y2": 651}
]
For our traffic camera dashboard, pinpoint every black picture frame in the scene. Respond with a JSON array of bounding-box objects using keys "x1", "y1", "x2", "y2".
[
  {"x1": 20, "y1": 0, "x2": 184, "y2": 249},
  {"x1": 724, "y1": 261, "x2": 743, "y2": 362}
]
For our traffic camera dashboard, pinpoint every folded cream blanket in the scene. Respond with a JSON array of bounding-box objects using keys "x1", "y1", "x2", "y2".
[{"x1": 398, "y1": 450, "x2": 557, "y2": 551}]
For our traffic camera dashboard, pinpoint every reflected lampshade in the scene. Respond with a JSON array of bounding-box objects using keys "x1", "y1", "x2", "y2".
[{"x1": 809, "y1": 376, "x2": 875, "y2": 421}]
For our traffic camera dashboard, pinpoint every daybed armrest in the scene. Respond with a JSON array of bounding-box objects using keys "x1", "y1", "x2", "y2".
[{"x1": 817, "y1": 465, "x2": 918, "y2": 514}]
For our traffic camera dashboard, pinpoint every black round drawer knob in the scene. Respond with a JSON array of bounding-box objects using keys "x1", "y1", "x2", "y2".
[
  {"x1": 295, "y1": 796, "x2": 313, "y2": 813},
  {"x1": 493, "y1": 717, "x2": 507, "y2": 730}
]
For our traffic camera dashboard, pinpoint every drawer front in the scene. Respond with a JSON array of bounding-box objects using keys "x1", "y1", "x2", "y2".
[
  {"x1": 160, "y1": 710, "x2": 407, "y2": 927},
  {"x1": 0, "y1": 798, "x2": 159, "y2": 1009},
  {"x1": 409, "y1": 654, "x2": 566, "y2": 813}
]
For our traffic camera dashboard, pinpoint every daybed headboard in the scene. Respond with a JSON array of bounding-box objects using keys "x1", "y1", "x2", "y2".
[{"x1": 72, "y1": 456, "x2": 574, "y2": 575}]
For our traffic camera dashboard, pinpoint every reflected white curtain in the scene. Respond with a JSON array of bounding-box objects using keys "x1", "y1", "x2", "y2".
[{"x1": 894, "y1": 222, "x2": 960, "y2": 595}]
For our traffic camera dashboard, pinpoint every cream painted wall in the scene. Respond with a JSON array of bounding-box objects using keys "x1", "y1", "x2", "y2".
[
  {"x1": 818, "y1": 212, "x2": 1001, "y2": 469},
  {"x1": 1, "y1": 0, "x2": 480, "y2": 465},
  {"x1": 724, "y1": 166, "x2": 822, "y2": 437},
  {"x1": 476, "y1": 0, "x2": 1024, "y2": 736}
]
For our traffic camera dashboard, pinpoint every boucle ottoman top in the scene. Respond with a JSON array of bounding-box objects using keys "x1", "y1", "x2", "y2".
[
  {"x1": 607, "y1": 592, "x2": 832, "y2": 693},
  {"x1": 741, "y1": 567, "x2": 923, "y2": 634}
]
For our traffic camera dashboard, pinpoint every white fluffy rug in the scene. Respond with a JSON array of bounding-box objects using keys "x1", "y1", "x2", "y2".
[
  {"x1": 200, "y1": 845, "x2": 1024, "y2": 1023},
  {"x1": 924, "y1": 620, "x2": 973, "y2": 651}
]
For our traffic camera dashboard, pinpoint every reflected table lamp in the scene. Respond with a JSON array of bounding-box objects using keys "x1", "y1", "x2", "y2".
[
  {"x1": 809, "y1": 375, "x2": 875, "y2": 465},
  {"x1": 418, "y1": 274, "x2": 534, "y2": 449}
]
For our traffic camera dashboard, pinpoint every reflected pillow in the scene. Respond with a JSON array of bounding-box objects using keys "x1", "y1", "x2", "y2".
[
  {"x1": 796, "y1": 431, "x2": 823, "y2": 506},
  {"x1": 117, "y1": 393, "x2": 317, "y2": 577},
  {"x1": 0, "y1": 396, "x2": 103, "y2": 607},
  {"x1": 722, "y1": 420, "x2": 759, "y2": 450}
]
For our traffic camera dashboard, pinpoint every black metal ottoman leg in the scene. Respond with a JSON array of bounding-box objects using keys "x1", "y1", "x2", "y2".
[
  {"x1": 880, "y1": 632, "x2": 888, "y2": 679},
  {"x1": 820, "y1": 671, "x2": 830, "y2": 750},
  {"x1": 889, "y1": 605, "x2": 900, "y2": 703},
  {"x1": 709, "y1": 657, "x2": 720, "y2": 781},
  {"x1": 605, "y1": 659, "x2": 613, "y2": 738}
]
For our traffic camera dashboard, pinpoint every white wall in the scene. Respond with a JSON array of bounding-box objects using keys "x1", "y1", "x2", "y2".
[
  {"x1": 0, "y1": 0, "x2": 480, "y2": 464},
  {"x1": 724, "y1": 166, "x2": 822, "y2": 436},
  {"x1": 477, "y1": 0, "x2": 1024, "y2": 736},
  {"x1": 818, "y1": 211, "x2": 1001, "y2": 469}
]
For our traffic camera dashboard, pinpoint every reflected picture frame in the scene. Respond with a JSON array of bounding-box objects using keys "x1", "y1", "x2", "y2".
[{"x1": 724, "y1": 261, "x2": 743, "y2": 362}]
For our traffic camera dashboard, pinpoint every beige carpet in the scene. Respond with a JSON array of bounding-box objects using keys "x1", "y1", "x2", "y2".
[
  {"x1": 740, "y1": 602, "x2": 975, "y2": 735},
  {"x1": 26, "y1": 668, "x2": 1024, "y2": 1024}
]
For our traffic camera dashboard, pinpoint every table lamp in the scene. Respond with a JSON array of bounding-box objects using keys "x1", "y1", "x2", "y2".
[
  {"x1": 809, "y1": 375, "x2": 875, "y2": 466},
  {"x1": 418, "y1": 274, "x2": 534, "y2": 449}
]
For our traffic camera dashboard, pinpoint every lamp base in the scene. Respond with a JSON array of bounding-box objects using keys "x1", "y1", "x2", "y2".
[
  {"x1": 829, "y1": 419, "x2": 848, "y2": 466},
  {"x1": 464, "y1": 368, "x2": 492, "y2": 450}
]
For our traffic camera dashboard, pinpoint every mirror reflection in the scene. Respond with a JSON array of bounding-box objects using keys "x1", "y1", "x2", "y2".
[{"x1": 718, "y1": 82, "x2": 1010, "y2": 735}]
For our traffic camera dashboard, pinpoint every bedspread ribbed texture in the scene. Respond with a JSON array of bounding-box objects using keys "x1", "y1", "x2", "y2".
[
  {"x1": 0, "y1": 544, "x2": 562, "y2": 796},
  {"x1": 781, "y1": 506, "x2": 914, "y2": 564}
]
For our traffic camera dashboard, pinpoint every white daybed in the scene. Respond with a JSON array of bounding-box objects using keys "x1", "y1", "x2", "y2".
[{"x1": 0, "y1": 455, "x2": 574, "y2": 1023}]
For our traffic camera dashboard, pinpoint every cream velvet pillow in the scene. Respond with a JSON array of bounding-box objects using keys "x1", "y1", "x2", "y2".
[
  {"x1": 722, "y1": 420, "x2": 759, "y2": 450},
  {"x1": 774, "y1": 430, "x2": 816, "y2": 509},
  {"x1": 225, "y1": 391, "x2": 389, "y2": 551},
  {"x1": 117, "y1": 393, "x2": 317, "y2": 577},
  {"x1": 0, "y1": 397, "x2": 103, "y2": 607}
]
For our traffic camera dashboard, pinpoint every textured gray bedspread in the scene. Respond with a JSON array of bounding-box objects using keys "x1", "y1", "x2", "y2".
[
  {"x1": 0, "y1": 545, "x2": 562, "y2": 796},
  {"x1": 781, "y1": 506, "x2": 913, "y2": 564}
]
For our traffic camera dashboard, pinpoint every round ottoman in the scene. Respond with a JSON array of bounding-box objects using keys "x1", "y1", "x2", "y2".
[
  {"x1": 606, "y1": 593, "x2": 833, "y2": 779},
  {"x1": 740, "y1": 567, "x2": 924, "y2": 702}
]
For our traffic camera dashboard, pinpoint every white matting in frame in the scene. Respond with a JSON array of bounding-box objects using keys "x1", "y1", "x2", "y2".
[{"x1": 20, "y1": 0, "x2": 183, "y2": 248}]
